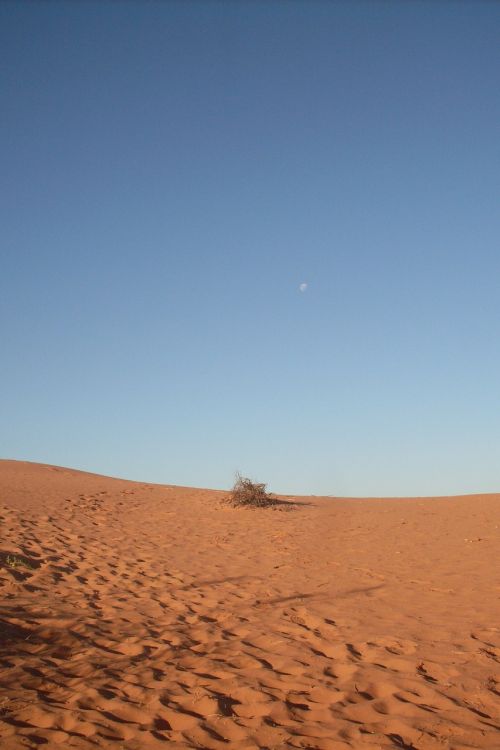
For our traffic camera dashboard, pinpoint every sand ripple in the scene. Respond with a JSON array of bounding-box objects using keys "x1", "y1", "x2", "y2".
[{"x1": 1, "y1": 460, "x2": 499, "y2": 748}]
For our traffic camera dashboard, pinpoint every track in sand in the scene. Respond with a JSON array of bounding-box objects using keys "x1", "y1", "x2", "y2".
[{"x1": 1, "y1": 460, "x2": 499, "y2": 749}]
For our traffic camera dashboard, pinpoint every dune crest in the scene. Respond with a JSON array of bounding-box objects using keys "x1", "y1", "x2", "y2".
[{"x1": 0, "y1": 459, "x2": 499, "y2": 749}]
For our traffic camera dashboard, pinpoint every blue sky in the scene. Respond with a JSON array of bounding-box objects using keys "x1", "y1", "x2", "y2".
[{"x1": 2, "y1": 1, "x2": 499, "y2": 496}]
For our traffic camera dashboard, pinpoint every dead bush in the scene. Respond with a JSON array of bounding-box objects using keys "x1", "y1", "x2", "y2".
[{"x1": 230, "y1": 473, "x2": 277, "y2": 508}]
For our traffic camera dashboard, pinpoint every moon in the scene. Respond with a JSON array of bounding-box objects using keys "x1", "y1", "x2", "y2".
[{"x1": 299, "y1": 282, "x2": 308, "y2": 292}]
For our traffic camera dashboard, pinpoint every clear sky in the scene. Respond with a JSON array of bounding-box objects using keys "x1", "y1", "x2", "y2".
[{"x1": 2, "y1": 1, "x2": 499, "y2": 496}]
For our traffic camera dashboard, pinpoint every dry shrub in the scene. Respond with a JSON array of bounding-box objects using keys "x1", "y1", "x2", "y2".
[{"x1": 230, "y1": 473, "x2": 277, "y2": 508}]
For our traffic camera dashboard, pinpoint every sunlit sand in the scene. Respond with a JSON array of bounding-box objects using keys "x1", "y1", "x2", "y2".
[{"x1": 1, "y1": 460, "x2": 499, "y2": 749}]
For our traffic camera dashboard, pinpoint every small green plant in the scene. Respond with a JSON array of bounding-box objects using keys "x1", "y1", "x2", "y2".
[
  {"x1": 230, "y1": 473, "x2": 277, "y2": 508},
  {"x1": 5, "y1": 555, "x2": 33, "y2": 570}
]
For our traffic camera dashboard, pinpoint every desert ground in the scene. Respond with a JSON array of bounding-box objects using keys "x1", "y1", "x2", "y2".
[{"x1": 0, "y1": 460, "x2": 499, "y2": 749}]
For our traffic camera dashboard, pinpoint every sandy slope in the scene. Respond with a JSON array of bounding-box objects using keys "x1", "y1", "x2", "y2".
[{"x1": 0, "y1": 460, "x2": 499, "y2": 749}]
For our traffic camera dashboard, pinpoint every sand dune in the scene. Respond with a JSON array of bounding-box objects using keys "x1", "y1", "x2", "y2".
[{"x1": 0, "y1": 460, "x2": 499, "y2": 749}]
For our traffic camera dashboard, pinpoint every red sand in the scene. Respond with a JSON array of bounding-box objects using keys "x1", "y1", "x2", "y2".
[{"x1": 0, "y1": 459, "x2": 499, "y2": 749}]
